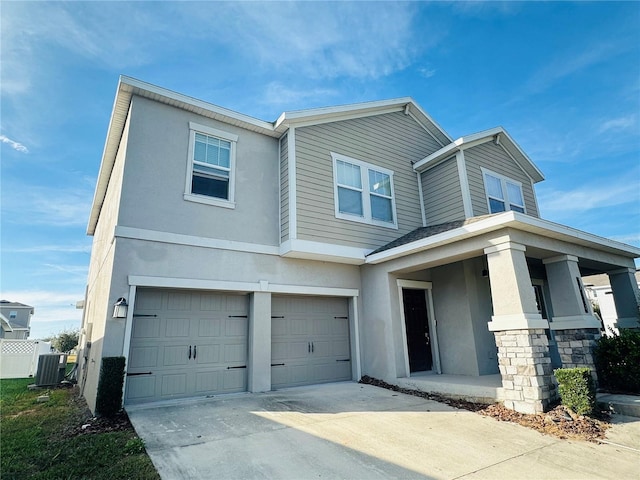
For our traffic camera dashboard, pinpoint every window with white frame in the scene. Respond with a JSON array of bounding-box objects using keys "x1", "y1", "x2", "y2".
[
  {"x1": 185, "y1": 122, "x2": 238, "y2": 208},
  {"x1": 482, "y1": 168, "x2": 525, "y2": 214},
  {"x1": 9, "y1": 311, "x2": 17, "y2": 319},
  {"x1": 332, "y1": 153, "x2": 397, "y2": 228}
]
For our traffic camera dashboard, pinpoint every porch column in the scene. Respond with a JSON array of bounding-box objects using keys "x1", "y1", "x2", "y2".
[
  {"x1": 485, "y1": 242, "x2": 555, "y2": 414},
  {"x1": 544, "y1": 255, "x2": 600, "y2": 374},
  {"x1": 248, "y1": 291, "x2": 271, "y2": 392},
  {"x1": 608, "y1": 267, "x2": 640, "y2": 330}
]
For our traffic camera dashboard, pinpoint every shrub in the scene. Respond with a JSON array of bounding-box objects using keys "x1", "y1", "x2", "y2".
[
  {"x1": 593, "y1": 329, "x2": 640, "y2": 394},
  {"x1": 554, "y1": 367, "x2": 596, "y2": 416},
  {"x1": 95, "y1": 356, "x2": 126, "y2": 417}
]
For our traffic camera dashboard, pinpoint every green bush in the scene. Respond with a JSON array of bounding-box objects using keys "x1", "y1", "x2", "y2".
[
  {"x1": 554, "y1": 367, "x2": 596, "y2": 416},
  {"x1": 593, "y1": 329, "x2": 640, "y2": 394},
  {"x1": 95, "y1": 356, "x2": 126, "y2": 417}
]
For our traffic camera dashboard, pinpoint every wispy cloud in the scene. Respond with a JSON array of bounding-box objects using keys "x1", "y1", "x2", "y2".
[
  {"x1": 2, "y1": 184, "x2": 93, "y2": 227},
  {"x1": 4, "y1": 243, "x2": 92, "y2": 254},
  {"x1": 598, "y1": 114, "x2": 638, "y2": 134},
  {"x1": 0, "y1": 289, "x2": 84, "y2": 326},
  {"x1": 262, "y1": 83, "x2": 339, "y2": 107},
  {"x1": 0, "y1": 134, "x2": 29, "y2": 153},
  {"x1": 538, "y1": 180, "x2": 640, "y2": 214}
]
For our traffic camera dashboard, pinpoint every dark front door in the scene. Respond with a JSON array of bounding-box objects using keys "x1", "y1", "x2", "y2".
[{"x1": 402, "y1": 289, "x2": 433, "y2": 372}]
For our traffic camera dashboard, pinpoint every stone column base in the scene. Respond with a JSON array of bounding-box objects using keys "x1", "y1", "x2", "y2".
[
  {"x1": 553, "y1": 328, "x2": 600, "y2": 378},
  {"x1": 494, "y1": 329, "x2": 558, "y2": 414}
]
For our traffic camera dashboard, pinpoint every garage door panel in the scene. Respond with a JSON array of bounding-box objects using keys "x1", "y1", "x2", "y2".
[
  {"x1": 129, "y1": 346, "x2": 158, "y2": 368},
  {"x1": 162, "y1": 345, "x2": 190, "y2": 366},
  {"x1": 133, "y1": 317, "x2": 161, "y2": 338},
  {"x1": 126, "y1": 289, "x2": 248, "y2": 405},
  {"x1": 165, "y1": 318, "x2": 190, "y2": 337},
  {"x1": 271, "y1": 296, "x2": 351, "y2": 389},
  {"x1": 167, "y1": 292, "x2": 191, "y2": 310},
  {"x1": 194, "y1": 344, "x2": 220, "y2": 364},
  {"x1": 225, "y1": 318, "x2": 248, "y2": 337},
  {"x1": 197, "y1": 318, "x2": 222, "y2": 337},
  {"x1": 161, "y1": 373, "x2": 187, "y2": 396}
]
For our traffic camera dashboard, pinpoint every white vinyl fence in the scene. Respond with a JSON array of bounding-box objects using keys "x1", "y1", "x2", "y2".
[{"x1": 0, "y1": 339, "x2": 53, "y2": 379}]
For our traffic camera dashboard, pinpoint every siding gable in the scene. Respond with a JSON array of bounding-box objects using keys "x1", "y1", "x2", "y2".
[
  {"x1": 421, "y1": 157, "x2": 466, "y2": 225},
  {"x1": 464, "y1": 141, "x2": 539, "y2": 217},
  {"x1": 294, "y1": 111, "x2": 441, "y2": 250}
]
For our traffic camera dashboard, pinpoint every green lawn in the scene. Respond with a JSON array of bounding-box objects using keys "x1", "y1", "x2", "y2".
[{"x1": 0, "y1": 377, "x2": 159, "y2": 480}]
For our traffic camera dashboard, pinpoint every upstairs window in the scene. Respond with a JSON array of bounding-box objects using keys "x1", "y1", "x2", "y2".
[
  {"x1": 332, "y1": 153, "x2": 397, "y2": 228},
  {"x1": 9, "y1": 311, "x2": 17, "y2": 319},
  {"x1": 482, "y1": 168, "x2": 525, "y2": 214},
  {"x1": 185, "y1": 122, "x2": 238, "y2": 208}
]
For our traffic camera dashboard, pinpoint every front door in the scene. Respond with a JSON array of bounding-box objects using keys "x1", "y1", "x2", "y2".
[{"x1": 402, "y1": 288, "x2": 433, "y2": 372}]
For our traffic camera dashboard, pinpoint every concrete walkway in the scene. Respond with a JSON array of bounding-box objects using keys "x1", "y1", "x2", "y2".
[{"x1": 127, "y1": 382, "x2": 639, "y2": 480}]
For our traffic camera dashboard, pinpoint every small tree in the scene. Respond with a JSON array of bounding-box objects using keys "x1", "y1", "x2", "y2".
[{"x1": 45, "y1": 328, "x2": 80, "y2": 353}]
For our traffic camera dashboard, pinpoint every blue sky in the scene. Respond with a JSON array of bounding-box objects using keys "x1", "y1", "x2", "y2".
[{"x1": 1, "y1": 1, "x2": 639, "y2": 340}]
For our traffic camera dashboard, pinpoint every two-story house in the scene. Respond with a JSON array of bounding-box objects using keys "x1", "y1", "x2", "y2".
[
  {"x1": 79, "y1": 76, "x2": 640, "y2": 415},
  {"x1": 0, "y1": 301, "x2": 34, "y2": 339}
]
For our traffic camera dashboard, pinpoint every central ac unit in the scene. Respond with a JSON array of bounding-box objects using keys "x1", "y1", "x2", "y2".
[{"x1": 35, "y1": 354, "x2": 67, "y2": 386}]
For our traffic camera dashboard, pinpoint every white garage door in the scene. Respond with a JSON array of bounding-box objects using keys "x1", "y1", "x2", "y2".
[
  {"x1": 271, "y1": 296, "x2": 351, "y2": 389},
  {"x1": 125, "y1": 289, "x2": 248, "y2": 405}
]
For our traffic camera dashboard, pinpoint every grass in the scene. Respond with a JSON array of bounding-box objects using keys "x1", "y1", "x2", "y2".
[{"x1": 0, "y1": 377, "x2": 159, "y2": 480}]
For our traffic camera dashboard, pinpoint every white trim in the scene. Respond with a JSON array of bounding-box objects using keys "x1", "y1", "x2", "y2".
[
  {"x1": 120, "y1": 284, "x2": 137, "y2": 404},
  {"x1": 279, "y1": 238, "x2": 369, "y2": 264},
  {"x1": 488, "y1": 313, "x2": 549, "y2": 331},
  {"x1": 350, "y1": 297, "x2": 362, "y2": 380},
  {"x1": 188, "y1": 122, "x2": 238, "y2": 142},
  {"x1": 456, "y1": 151, "x2": 474, "y2": 218},
  {"x1": 530, "y1": 179, "x2": 541, "y2": 216},
  {"x1": 279, "y1": 105, "x2": 405, "y2": 130},
  {"x1": 416, "y1": 171, "x2": 427, "y2": 227},
  {"x1": 183, "y1": 193, "x2": 236, "y2": 209},
  {"x1": 543, "y1": 254, "x2": 579, "y2": 265},
  {"x1": 288, "y1": 128, "x2": 297, "y2": 240},
  {"x1": 128, "y1": 275, "x2": 358, "y2": 298},
  {"x1": 278, "y1": 136, "x2": 282, "y2": 243},
  {"x1": 484, "y1": 242, "x2": 527, "y2": 255},
  {"x1": 396, "y1": 280, "x2": 441, "y2": 376},
  {"x1": 481, "y1": 167, "x2": 526, "y2": 214},
  {"x1": 549, "y1": 314, "x2": 601, "y2": 330},
  {"x1": 331, "y1": 152, "x2": 398, "y2": 229},
  {"x1": 406, "y1": 110, "x2": 446, "y2": 147},
  {"x1": 115, "y1": 225, "x2": 280, "y2": 255}
]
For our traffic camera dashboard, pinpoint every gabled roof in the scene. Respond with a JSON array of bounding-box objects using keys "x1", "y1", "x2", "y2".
[
  {"x1": 88, "y1": 76, "x2": 452, "y2": 235},
  {"x1": 412, "y1": 127, "x2": 544, "y2": 183},
  {"x1": 0, "y1": 300, "x2": 34, "y2": 310}
]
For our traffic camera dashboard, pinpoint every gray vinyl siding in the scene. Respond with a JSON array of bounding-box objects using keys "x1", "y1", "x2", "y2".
[
  {"x1": 295, "y1": 111, "x2": 441, "y2": 250},
  {"x1": 421, "y1": 157, "x2": 466, "y2": 225},
  {"x1": 280, "y1": 134, "x2": 289, "y2": 242},
  {"x1": 465, "y1": 142, "x2": 539, "y2": 217}
]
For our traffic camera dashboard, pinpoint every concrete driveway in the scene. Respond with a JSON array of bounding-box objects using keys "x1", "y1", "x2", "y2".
[{"x1": 127, "y1": 382, "x2": 639, "y2": 479}]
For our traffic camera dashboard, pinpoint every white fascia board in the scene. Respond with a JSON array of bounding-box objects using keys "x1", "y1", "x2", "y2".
[
  {"x1": 274, "y1": 97, "x2": 414, "y2": 131},
  {"x1": 366, "y1": 211, "x2": 640, "y2": 265},
  {"x1": 280, "y1": 239, "x2": 370, "y2": 265},
  {"x1": 120, "y1": 76, "x2": 275, "y2": 134},
  {"x1": 497, "y1": 128, "x2": 544, "y2": 182},
  {"x1": 405, "y1": 100, "x2": 453, "y2": 144}
]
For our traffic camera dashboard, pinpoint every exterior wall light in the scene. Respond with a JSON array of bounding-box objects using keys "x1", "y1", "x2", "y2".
[{"x1": 113, "y1": 297, "x2": 128, "y2": 319}]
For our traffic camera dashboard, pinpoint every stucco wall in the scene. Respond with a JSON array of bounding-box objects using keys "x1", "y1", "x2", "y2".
[{"x1": 119, "y1": 96, "x2": 280, "y2": 245}]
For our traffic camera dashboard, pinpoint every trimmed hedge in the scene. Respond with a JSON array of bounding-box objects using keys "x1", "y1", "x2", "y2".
[
  {"x1": 593, "y1": 329, "x2": 640, "y2": 394},
  {"x1": 554, "y1": 367, "x2": 596, "y2": 416},
  {"x1": 95, "y1": 356, "x2": 126, "y2": 417}
]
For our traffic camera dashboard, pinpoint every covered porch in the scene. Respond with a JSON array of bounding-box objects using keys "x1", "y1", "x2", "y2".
[{"x1": 361, "y1": 212, "x2": 640, "y2": 414}]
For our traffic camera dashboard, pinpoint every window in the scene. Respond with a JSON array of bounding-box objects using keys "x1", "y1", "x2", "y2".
[
  {"x1": 185, "y1": 122, "x2": 238, "y2": 208},
  {"x1": 9, "y1": 311, "x2": 17, "y2": 319},
  {"x1": 332, "y1": 153, "x2": 397, "y2": 228},
  {"x1": 482, "y1": 168, "x2": 525, "y2": 214}
]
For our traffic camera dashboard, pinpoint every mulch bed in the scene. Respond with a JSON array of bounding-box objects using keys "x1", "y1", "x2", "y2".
[{"x1": 359, "y1": 375, "x2": 610, "y2": 442}]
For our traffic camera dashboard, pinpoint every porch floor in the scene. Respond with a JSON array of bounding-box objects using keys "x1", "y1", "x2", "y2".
[{"x1": 392, "y1": 373, "x2": 504, "y2": 404}]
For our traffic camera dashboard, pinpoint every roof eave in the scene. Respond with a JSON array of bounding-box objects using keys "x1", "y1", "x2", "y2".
[{"x1": 366, "y1": 212, "x2": 640, "y2": 264}]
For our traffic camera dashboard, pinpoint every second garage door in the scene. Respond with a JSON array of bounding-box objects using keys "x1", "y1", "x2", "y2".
[
  {"x1": 125, "y1": 289, "x2": 248, "y2": 405},
  {"x1": 271, "y1": 296, "x2": 351, "y2": 389}
]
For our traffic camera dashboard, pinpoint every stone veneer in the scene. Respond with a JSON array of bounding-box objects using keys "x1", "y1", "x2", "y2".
[
  {"x1": 494, "y1": 329, "x2": 558, "y2": 414},
  {"x1": 553, "y1": 328, "x2": 600, "y2": 373}
]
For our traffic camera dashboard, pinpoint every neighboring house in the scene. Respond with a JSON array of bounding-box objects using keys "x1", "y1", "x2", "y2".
[
  {"x1": 78, "y1": 76, "x2": 640, "y2": 415},
  {"x1": 584, "y1": 270, "x2": 640, "y2": 335},
  {"x1": 0, "y1": 301, "x2": 34, "y2": 339}
]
